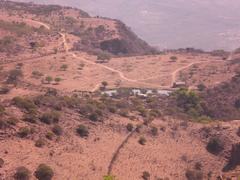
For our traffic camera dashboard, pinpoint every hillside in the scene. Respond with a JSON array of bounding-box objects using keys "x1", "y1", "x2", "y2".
[
  {"x1": 14, "y1": 0, "x2": 240, "y2": 51},
  {"x1": 0, "y1": 1, "x2": 240, "y2": 180},
  {"x1": 0, "y1": 1, "x2": 156, "y2": 56}
]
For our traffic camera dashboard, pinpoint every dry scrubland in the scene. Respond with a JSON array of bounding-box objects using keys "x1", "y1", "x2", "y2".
[{"x1": 0, "y1": 1, "x2": 240, "y2": 180}]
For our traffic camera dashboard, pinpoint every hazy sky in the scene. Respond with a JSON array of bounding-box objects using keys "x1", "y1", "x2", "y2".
[{"x1": 15, "y1": 0, "x2": 240, "y2": 50}]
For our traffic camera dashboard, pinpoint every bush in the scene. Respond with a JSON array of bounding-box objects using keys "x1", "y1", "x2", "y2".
[
  {"x1": 0, "y1": 120, "x2": 7, "y2": 129},
  {"x1": 18, "y1": 127, "x2": 30, "y2": 138},
  {"x1": 12, "y1": 97, "x2": 36, "y2": 112},
  {"x1": 197, "y1": 84, "x2": 206, "y2": 91},
  {"x1": 60, "y1": 64, "x2": 68, "y2": 71},
  {"x1": 126, "y1": 123, "x2": 134, "y2": 132},
  {"x1": 185, "y1": 169, "x2": 203, "y2": 180},
  {"x1": 0, "y1": 158, "x2": 4, "y2": 168},
  {"x1": 170, "y1": 56, "x2": 177, "y2": 61},
  {"x1": 46, "y1": 132, "x2": 54, "y2": 140},
  {"x1": 7, "y1": 117, "x2": 18, "y2": 126},
  {"x1": 174, "y1": 89, "x2": 203, "y2": 118},
  {"x1": 97, "y1": 52, "x2": 111, "y2": 62},
  {"x1": 235, "y1": 99, "x2": 240, "y2": 109},
  {"x1": 7, "y1": 69, "x2": 23, "y2": 84},
  {"x1": 76, "y1": 125, "x2": 89, "y2": 138},
  {"x1": 0, "y1": 86, "x2": 10, "y2": 94},
  {"x1": 0, "y1": 104, "x2": 5, "y2": 115},
  {"x1": 23, "y1": 113, "x2": 38, "y2": 124},
  {"x1": 151, "y1": 127, "x2": 158, "y2": 136},
  {"x1": 138, "y1": 137, "x2": 146, "y2": 145},
  {"x1": 35, "y1": 164, "x2": 54, "y2": 180},
  {"x1": 103, "y1": 175, "x2": 115, "y2": 180},
  {"x1": 14, "y1": 166, "x2": 31, "y2": 180},
  {"x1": 88, "y1": 113, "x2": 99, "y2": 122},
  {"x1": 35, "y1": 139, "x2": 45, "y2": 148},
  {"x1": 142, "y1": 171, "x2": 150, "y2": 180},
  {"x1": 40, "y1": 111, "x2": 60, "y2": 124},
  {"x1": 52, "y1": 125, "x2": 63, "y2": 136},
  {"x1": 118, "y1": 109, "x2": 129, "y2": 117},
  {"x1": 206, "y1": 137, "x2": 224, "y2": 155},
  {"x1": 45, "y1": 76, "x2": 53, "y2": 84}
]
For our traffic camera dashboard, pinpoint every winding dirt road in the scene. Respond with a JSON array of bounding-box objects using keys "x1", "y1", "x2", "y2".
[{"x1": 1, "y1": 19, "x2": 215, "y2": 91}]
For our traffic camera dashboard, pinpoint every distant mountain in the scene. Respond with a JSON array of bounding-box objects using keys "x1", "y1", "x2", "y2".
[{"x1": 14, "y1": 0, "x2": 240, "y2": 50}]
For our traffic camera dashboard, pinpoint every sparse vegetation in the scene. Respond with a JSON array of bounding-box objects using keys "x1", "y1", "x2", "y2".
[
  {"x1": 14, "y1": 166, "x2": 31, "y2": 180},
  {"x1": 7, "y1": 69, "x2": 23, "y2": 84},
  {"x1": 40, "y1": 111, "x2": 60, "y2": 124},
  {"x1": 46, "y1": 132, "x2": 54, "y2": 140},
  {"x1": 151, "y1": 126, "x2": 158, "y2": 136},
  {"x1": 206, "y1": 137, "x2": 224, "y2": 155},
  {"x1": 35, "y1": 164, "x2": 54, "y2": 180},
  {"x1": 103, "y1": 175, "x2": 115, "y2": 180},
  {"x1": 185, "y1": 169, "x2": 203, "y2": 180},
  {"x1": 35, "y1": 139, "x2": 45, "y2": 148},
  {"x1": 12, "y1": 97, "x2": 36, "y2": 113},
  {"x1": 138, "y1": 137, "x2": 146, "y2": 145},
  {"x1": 18, "y1": 127, "x2": 30, "y2": 138},
  {"x1": 0, "y1": 158, "x2": 4, "y2": 168},
  {"x1": 126, "y1": 123, "x2": 134, "y2": 132},
  {"x1": 76, "y1": 125, "x2": 89, "y2": 137},
  {"x1": 60, "y1": 64, "x2": 68, "y2": 71},
  {"x1": 142, "y1": 171, "x2": 150, "y2": 180},
  {"x1": 45, "y1": 76, "x2": 53, "y2": 84},
  {"x1": 54, "y1": 77, "x2": 62, "y2": 84},
  {"x1": 52, "y1": 125, "x2": 63, "y2": 136}
]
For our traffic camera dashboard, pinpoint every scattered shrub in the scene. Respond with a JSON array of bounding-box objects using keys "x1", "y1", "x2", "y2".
[
  {"x1": 45, "y1": 76, "x2": 53, "y2": 84},
  {"x1": 138, "y1": 137, "x2": 146, "y2": 145},
  {"x1": 18, "y1": 127, "x2": 30, "y2": 138},
  {"x1": 97, "y1": 52, "x2": 111, "y2": 62},
  {"x1": 118, "y1": 109, "x2": 129, "y2": 117},
  {"x1": 46, "y1": 132, "x2": 54, "y2": 140},
  {"x1": 88, "y1": 113, "x2": 99, "y2": 122},
  {"x1": 151, "y1": 127, "x2": 158, "y2": 136},
  {"x1": 126, "y1": 123, "x2": 134, "y2": 132},
  {"x1": 60, "y1": 64, "x2": 68, "y2": 71},
  {"x1": 54, "y1": 77, "x2": 61, "y2": 84},
  {"x1": 170, "y1": 56, "x2": 177, "y2": 61},
  {"x1": 35, "y1": 139, "x2": 45, "y2": 148},
  {"x1": 32, "y1": 71, "x2": 43, "y2": 77},
  {"x1": 0, "y1": 86, "x2": 10, "y2": 94},
  {"x1": 35, "y1": 164, "x2": 54, "y2": 180},
  {"x1": 136, "y1": 125, "x2": 142, "y2": 133},
  {"x1": 0, "y1": 104, "x2": 5, "y2": 116},
  {"x1": 7, "y1": 117, "x2": 18, "y2": 126},
  {"x1": 14, "y1": 166, "x2": 31, "y2": 180},
  {"x1": 52, "y1": 125, "x2": 63, "y2": 136},
  {"x1": 235, "y1": 99, "x2": 240, "y2": 109},
  {"x1": 103, "y1": 175, "x2": 115, "y2": 180},
  {"x1": 185, "y1": 169, "x2": 203, "y2": 180},
  {"x1": 194, "y1": 162, "x2": 202, "y2": 170},
  {"x1": 7, "y1": 69, "x2": 23, "y2": 84},
  {"x1": 40, "y1": 111, "x2": 60, "y2": 124},
  {"x1": 237, "y1": 127, "x2": 240, "y2": 137},
  {"x1": 76, "y1": 125, "x2": 89, "y2": 138},
  {"x1": 142, "y1": 171, "x2": 150, "y2": 180},
  {"x1": 197, "y1": 84, "x2": 206, "y2": 91},
  {"x1": 12, "y1": 97, "x2": 36, "y2": 112},
  {"x1": 23, "y1": 113, "x2": 38, "y2": 124},
  {"x1": 0, "y1": 158, "x2": 4, "y2": 168},
  {"x1": 206, "y1": 137, "x2": 224, "y2": 155}
]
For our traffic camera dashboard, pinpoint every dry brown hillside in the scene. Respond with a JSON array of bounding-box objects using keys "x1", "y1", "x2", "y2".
[{"x1": 0, "y1": 1, "x2": 240, "y2": 180}]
